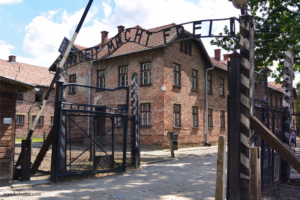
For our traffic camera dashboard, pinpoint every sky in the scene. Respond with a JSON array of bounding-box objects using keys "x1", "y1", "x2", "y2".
[{"x1": 0, "y1": 0, "x2": 241, "y2": 68}]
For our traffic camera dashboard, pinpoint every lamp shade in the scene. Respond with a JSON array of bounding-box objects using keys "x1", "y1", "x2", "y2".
[{"x1": 232, "y1": 0, "x2": 248, "y2": 9}]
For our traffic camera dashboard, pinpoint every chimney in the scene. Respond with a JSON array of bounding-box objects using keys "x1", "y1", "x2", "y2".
[
  {"x1": 101, "y1": 31, "x2": 108, "y2": 44},
  {"x1": 117, "y1": 25, "x2": 125, "y2": 33},
  {"x1": 9, "y1": 55, "x2": 16, "y2": 63},
  {"x1": 214, "y1": 49, "x2": 221, "y2": 61},
  {"x1": 223, "y1": 54, "x2": 229, "y2": 61}
]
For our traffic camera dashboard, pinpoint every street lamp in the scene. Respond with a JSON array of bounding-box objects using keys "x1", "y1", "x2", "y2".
[{"x1": 232, "y1": 0, "x2": 248, "y2": 9}]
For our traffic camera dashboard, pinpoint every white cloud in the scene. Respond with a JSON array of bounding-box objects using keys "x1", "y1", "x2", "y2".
[
  {"x1": 97, "y1": 0, "x2": 240, "y2": 58},
  {"x1": 102, "y1": 2, "x2": 112, "y2": 18},
  {"x1": 20, "y1": 8, "x2": 98, "y2": 67},
  {"x1": 19, "y1": 0, "x2": 240, "y2": 67},
  {"x1": 0, "y1": 0, "x2": 22, "y2": 4},
  {"x1": 0, "y1": 39, "x2": 15, "y2": 60}
]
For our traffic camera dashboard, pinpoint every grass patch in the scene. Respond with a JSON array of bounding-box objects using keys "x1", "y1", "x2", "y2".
[{"x1": 15, "y1": 138, "x2": 44, "y2": 143}]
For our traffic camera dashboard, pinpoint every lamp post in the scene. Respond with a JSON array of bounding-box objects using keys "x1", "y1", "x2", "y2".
[{"x1": 232, "y1": 0, "x2": 248, "y2": 9}]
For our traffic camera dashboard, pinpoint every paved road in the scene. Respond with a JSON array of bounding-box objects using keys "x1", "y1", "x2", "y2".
[{"x1": 1, "y1": 147, "x2": 219, "y2": 200}]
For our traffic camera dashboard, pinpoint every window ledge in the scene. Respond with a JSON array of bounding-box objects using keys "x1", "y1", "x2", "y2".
[
  {"x1": 68, "y1": 92, "x2": 76, "y2": 95},
  {"x1": 207, "y1": 92, "x2": 213, "y2": 95},
  {"x1": 208, "y1": 127, "x2": 213, "y2": 129},
  {"x1": 16, "y1": 124, "x2": 24, "y2": 126},
  {"x1": 173, "y1": 85, "x2": 181, "y2": 88},
  {"x1": 192, "y1": 127, "x2": 199, "y2": 129},
  {"x1": 219, "y1": 95, "x2": 225, "y2": 98},
  {"x1": 191, "y1": 89, "x2": 199, "y2": 92},
  {"x1": 140, "y1": 84, "x2": 152, "y2": 87},
  {"x1": 141, "y1": 125, "x2": 152, "y2": 128},
  {"x1": 16, "y1": 100, "x2": 24, "y2": 102},
  {"x1": 173, "y1": 126, "x2": 182, "y2": 129}
]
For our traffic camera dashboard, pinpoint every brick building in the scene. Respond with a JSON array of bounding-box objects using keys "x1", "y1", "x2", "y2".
[
  {"x1": 0, "y1": 56, "x2": 54, "y2": 139},
  {"x1": 49, "y1": 23, "x2": 297, "y2": 147},
  {"x1": 267, "y1": 82, "x2": 297, "y2": 129},
  {"x1": 50, "y1": 24, "x2": 229, "y2": 147}
]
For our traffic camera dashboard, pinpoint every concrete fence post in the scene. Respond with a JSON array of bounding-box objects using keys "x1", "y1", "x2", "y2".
[{"x1": 215, "y1": 136, "x2": 226, "y2": 200}]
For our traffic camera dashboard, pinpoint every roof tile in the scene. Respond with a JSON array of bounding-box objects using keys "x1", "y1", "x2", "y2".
[{"x1": 0, "y1": 59, "x2": 53, "y2": 87}]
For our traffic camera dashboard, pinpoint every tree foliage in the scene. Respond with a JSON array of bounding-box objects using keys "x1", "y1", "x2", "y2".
[{"x1": 211, "y1": 0, "x2": 300, "y2": 86}]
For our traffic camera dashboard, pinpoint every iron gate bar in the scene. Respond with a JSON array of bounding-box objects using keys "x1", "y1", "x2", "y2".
[{"x1": 66, "y1": 115, "x2": 122, "y2": 168}]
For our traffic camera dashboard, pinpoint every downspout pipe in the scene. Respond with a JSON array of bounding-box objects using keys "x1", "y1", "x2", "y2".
[
  {"x1": 205, "y1": 64, "x2": 214, "y2": 146},
  {"x1": 88, "y1": 61, "x2": 93, "y2": 135}
]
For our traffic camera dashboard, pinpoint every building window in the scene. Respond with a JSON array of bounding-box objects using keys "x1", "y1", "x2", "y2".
[
  {"x1": 16, "y1": 93, "x2": 23, "y2": 101},
  {"x1": 180, "y1": 41, "x2": 192, "y2": 56},
  {"x1": 98, "y1": 70, "x2": 105, "y2": 88},
  {"x1": 275, "y1": 96, "x2": 277, "y2": 108},
  {"x1": 141, "y1": 63, "x2": 151, "y2": 85},
  {"x1": 207, "y1": 74, "x2": 212, "y2": 94},
  {"x1": 16, "y1": 115, "x2": 24, "y2": 125},
  {"x1": 220, "y1": 79, "x2": 224, "y2": 96},
  {"x1": 50, "y1": 116, "x2": 54, "y2": 125},
  {"x1": 119, "y1": 66, "x2": 128, "y2": 86},
  {"x1": 32, "y1": 115, "x2": 44, "y2": 125},
  {"x1": 35, "y1": 90, "x2": 43, "y2": 102},
  {"x1": 192, "y1": 70, "x2": 197, "y2": 90},
  {"x1": 208, "y1": 109, "x2": 213, "y2": 127},
  {"x1": 69, "y1": 74, "x2": 76, "y2": 93},
  {"x1": 173, "y1": 104, "x2": 181, "y2": 127},
  {"x1": 220, "y1": 111, "x2": 225, "y2": 128},
  {"x1": 173, "y1": 64, "x2": 180, "y2": 86},
  {"x1": 141, "y1": 104, "x2": 151, "y2": 126},
  {"x1": 192, "y1": 107, "x2": 198, "y2": 127},
  {"x1": 116, "y1": 105, "x2": 125, "y2": 127},
  {"x1": 269, "y1": 94, "x2": 272, "y2": 106}
]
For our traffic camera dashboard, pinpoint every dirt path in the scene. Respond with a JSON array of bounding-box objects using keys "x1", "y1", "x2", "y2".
[{"x1": 2, "y1": 147, "x2": 219, "y2": 200}]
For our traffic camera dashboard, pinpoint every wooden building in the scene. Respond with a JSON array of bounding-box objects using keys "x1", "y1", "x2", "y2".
[{"x1": 0, "y1": 75, "x2": 35, "y2": 186}]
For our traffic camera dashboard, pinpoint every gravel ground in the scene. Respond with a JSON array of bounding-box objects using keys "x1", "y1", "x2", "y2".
[
  {"x1": 7, "y1": 142, "x2": 300, "y2": 200},
  {"x1": 262, "y1": 180, "x2": 300, "y2": 200},
  {"x1": 4, "y1": 146, "x2": 219, "y2": 200}
]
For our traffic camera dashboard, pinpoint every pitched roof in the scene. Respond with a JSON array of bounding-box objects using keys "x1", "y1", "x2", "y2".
[
  {"x1": 0, "y1": 58, "x2": 54, "y2": 87},
  {"x1": 210, "y1": 57, "x2": 228, "y2": 71},
  {"x1": 49, "y1": 23, "x2": 212, "y2": 71}
]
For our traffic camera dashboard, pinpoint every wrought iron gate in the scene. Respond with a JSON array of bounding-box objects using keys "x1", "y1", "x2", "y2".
[
  {"x1": 253, "y1": 69, "x2": 285, "y2": 191},
  {"x1": 52, "y1": 82, "x2": 136, "y2": 178}
]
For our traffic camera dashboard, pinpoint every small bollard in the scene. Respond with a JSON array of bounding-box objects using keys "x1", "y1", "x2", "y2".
[{"x1": 167, "y1": 131, "x2": 178, "y2": 158}]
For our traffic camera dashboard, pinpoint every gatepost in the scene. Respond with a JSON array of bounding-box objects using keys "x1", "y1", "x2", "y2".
[
  {"x1": 227, "y1": 15, "x2": 255, "y2": 200},
  {"x1": 239, "y1": 15, "x2": 255, "y2": 200},
  {"x1": 281, "y1": 50, "x2": 294, "y2": 182}
]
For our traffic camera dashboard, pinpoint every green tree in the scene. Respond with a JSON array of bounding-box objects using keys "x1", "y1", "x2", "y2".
[{"x1": 211, "y1": 0, "x2": 300, "y2": 85}]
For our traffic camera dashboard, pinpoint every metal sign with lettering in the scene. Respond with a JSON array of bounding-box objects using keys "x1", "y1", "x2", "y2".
[
  {"x1": 58, "y1": 37, "x2": 70, "y2": 55},
  {"x1": 61, "y1": 17, "x2": 238, "y2": 70}
]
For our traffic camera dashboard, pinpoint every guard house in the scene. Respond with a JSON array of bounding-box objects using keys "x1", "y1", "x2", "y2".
[{"x1": 0, "y1": 75, "x2": 35, "y2": 186}]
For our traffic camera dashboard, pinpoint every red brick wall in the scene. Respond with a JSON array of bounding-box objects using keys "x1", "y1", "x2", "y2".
[
  {"x1": 63, "y1": 41, "x2": 228, "y2": 147},
  {"x1": 15, "y1": 87, "x2": 55, "y2": 138}
]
